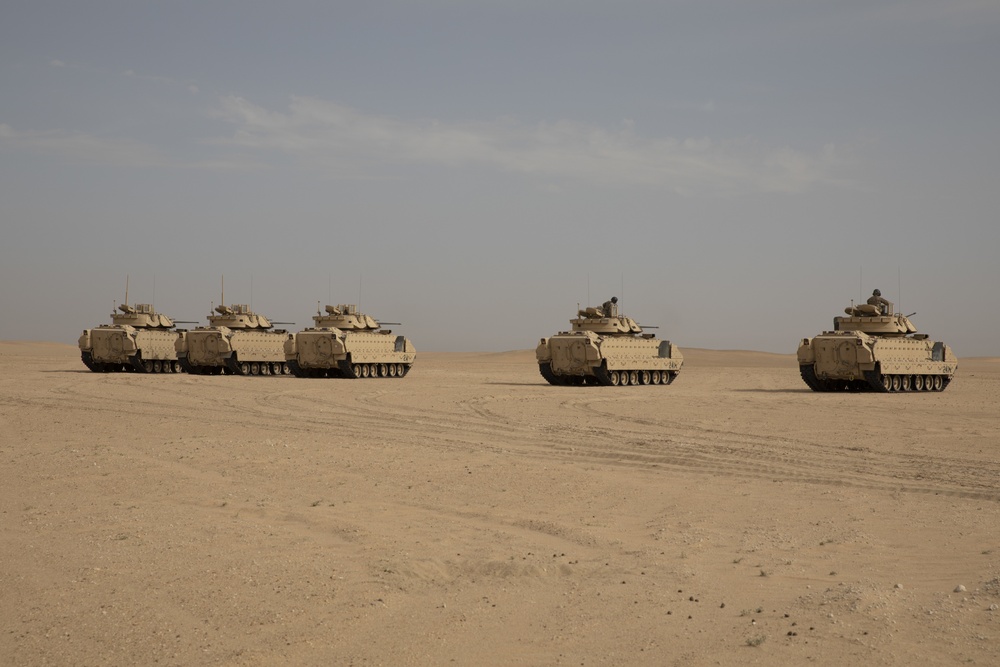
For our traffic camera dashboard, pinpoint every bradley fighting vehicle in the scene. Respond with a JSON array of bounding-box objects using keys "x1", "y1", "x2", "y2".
[
  {"x1": 284, "y1": 304, "x2": 415, "y2": 378},
  {"x1": 797, "y1": 293, "x2": 957, "y2": 392},
  {"x1": 79, "y1": 302, "x2": 193, "y2": 373},
  {"x1": 175, "y1": 303, "x2": 293, "y2": 376},
  {"x1": 536, "y1": 298, "x2": 683, "y2": 386}
]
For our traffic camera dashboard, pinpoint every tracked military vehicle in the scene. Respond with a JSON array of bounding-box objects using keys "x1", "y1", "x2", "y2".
[
  {"x1": 175, "y1": 304, "x2": 292, "y2": 376},
  {"x1": 536, "y1": 299, "x2": 683, "y2": 386},
  {"x1": 797, "y1": 294, "x2": 957, "y2": 392},
  {"x1": 284, "y1": 304, "x2": 416, "y2": 378},
  {"x1": 79, "y1": 302, "x2": 190, "y2": 373}
]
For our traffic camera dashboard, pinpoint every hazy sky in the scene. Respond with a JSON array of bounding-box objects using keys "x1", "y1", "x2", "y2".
[{"x1": 2, "y1": 1, "x2": 998, "y2": 355}]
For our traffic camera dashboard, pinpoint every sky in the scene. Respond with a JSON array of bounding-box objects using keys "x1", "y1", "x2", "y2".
[{"x1": 1, "y1": 0, "x2": 998, "y2": 355}]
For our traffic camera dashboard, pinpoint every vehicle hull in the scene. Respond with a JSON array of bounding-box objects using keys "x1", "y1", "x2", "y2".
[
  {"x1": 175, "y1": 327, "x2": 290, "y2": 376},
  {"x1": 284, "y1": 328, "x2": 416, "y2": 378},
  {"x1": 79, "y1": 326, "x2": 183, "y2": 373},
  {"x1": 796, "y1": 331, "x2": 956, "y2": 392},
  {"x1": 536, "y1": 331, "x2": 683, "y2": 387}
]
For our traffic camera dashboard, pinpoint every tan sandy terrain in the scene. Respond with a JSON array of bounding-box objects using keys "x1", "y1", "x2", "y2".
[{"x1": 2, "y1": 341, "x2": 999, "y2": 666}]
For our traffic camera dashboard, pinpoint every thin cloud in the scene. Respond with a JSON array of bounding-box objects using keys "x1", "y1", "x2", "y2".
[
  {"x1": 212, "y1": 95, "x2": 850, "y2": 195},
  {"x1": 47, "y1": 58, "x2": 202, "y2": 94},
  {"x1": 1, "y1": 126, "x2": 166, "y2": 166},
  {"x1": 0, "y1": 124, "x2": 260, "y2": 171}
]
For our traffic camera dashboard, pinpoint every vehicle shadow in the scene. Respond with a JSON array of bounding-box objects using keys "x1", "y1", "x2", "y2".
[{"x1": 731, "y1": 388, "x2": 814, "y2": 394}]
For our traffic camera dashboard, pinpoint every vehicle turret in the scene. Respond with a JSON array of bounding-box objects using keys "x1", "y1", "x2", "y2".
[
  {"x1": 835, "y1": 302, "x2": 918, "y2": 336},
  {"x1": 311, "y1": 304, "x2": 383, "y2": 331},
  {"x1": 109, "y1": 303, "x2": 178, "y2": 329},
  {"x1": 571, "y1": 306, "x2": 648, "y2": 336},
  {"x1": 207, "y1": 304, "x2": 276, "y2": 330}
]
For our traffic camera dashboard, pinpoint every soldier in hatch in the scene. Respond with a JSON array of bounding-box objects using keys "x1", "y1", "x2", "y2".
[
  {"x1": 867, "y1": 289, "x2": 893, "y2": 315},
  {"x1": 602, "y1": 296, "x2": 619, "y2": 318}
]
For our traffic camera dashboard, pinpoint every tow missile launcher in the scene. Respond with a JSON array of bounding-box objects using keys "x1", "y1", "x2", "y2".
[
  {"x1": 285, "y1": 303, "x2": 416, "y2": 378},
  {"x1": 79, "y1": 302, "x2": 194, "y2": 373},
  {"x1": 175, "y1": 303, "x2": 293, "y2": 376},
  {"x1": 536, "y1": 300, "x2": 683, "y2": 386},
  {"x1": 797, "y1": 295, "x2": 957, "y2": 392}
]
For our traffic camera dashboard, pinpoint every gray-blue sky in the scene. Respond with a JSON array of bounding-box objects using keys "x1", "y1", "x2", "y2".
[{"x1": 2, "y1": 1, "x2": 998, "y2": 354}]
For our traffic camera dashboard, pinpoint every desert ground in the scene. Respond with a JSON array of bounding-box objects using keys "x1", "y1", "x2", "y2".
[{"x1": 1, "y1": 341, "x2": 999, "y2": 666}]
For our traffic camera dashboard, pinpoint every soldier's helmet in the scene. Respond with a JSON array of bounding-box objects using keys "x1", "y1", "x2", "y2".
[
  {"x1": 611, "y1": 296, "x2": 618, "y2": 303},
  {"x1": 872, "y1": 289, "x2": 881, "y2": 297}
]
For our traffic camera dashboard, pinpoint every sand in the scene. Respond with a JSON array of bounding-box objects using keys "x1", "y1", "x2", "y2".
[{"x1": 2, "y1": 341, "x2": 999, "y2": 666}]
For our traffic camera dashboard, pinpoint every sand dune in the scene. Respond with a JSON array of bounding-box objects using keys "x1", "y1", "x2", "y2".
[{"x1": 2, "y1": 342, "x2": 999, "y2": 665}]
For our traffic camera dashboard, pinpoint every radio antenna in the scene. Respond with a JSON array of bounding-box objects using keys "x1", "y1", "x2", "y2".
[
  {"x1": 221, "y1": 275, "x2": 225, "y2": 308},
  {"x1": 250, "y1": 272, "x2": 253, "y2": 310},
  {"x1": 859, "y1": 266, "x2": 863, "y2": 304},
  {"x1": 898, "y1": 266, "x2": 901, "y2": 314},
  {"x1": 124, "y1": 274, "x2": 129, "y2": 308}
]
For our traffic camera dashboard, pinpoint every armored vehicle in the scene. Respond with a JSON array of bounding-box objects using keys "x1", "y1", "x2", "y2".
[
  {"x1": 175, "y1": 304, "x2": 292, "y2": 376},
  {"x1": 79, "y1": 303, "x2": 189, "y2": 373},
  {"x1": 536, "y1": 299, "x2": 683, "y2": 386},
  {"x1": 797, "y1": 294, "x2": 957, "y2": 392},
  {"x1": 284, "y1": 304, "x2": 416, "y2": 378}
]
